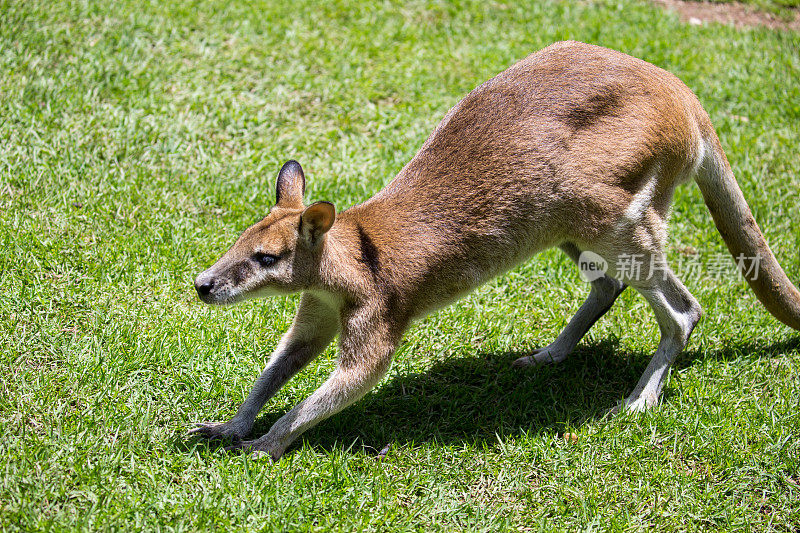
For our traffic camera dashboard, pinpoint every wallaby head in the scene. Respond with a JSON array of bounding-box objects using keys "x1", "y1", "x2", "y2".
[{"x1": 194, "y1": 160, "x2": 336, "y2": 305}]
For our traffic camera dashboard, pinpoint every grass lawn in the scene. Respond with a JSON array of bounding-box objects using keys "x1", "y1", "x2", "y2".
[
  {"x1": 710, "y1": 0, "x2": 800, "y2": 17},
  {"x1": 2, "y1": 0, "x2": 800, "y2": 530}
]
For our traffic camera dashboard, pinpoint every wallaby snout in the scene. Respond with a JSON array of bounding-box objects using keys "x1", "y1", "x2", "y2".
[
  {"x1": 194, "y1": 277, "x2": 214, "y2": 298},
  {"x1": 193, "y1": 259, "x2": 253, "y2": 305}
]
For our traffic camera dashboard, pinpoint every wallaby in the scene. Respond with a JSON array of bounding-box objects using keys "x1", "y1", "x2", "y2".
[{"x1": 190, "y1": 41, "x2": 800, "y2": 460}]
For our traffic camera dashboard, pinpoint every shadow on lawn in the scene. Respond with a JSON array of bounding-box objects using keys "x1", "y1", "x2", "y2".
[
  {"x1": 292, "y1": 339, "x2": 635, "y2": 455},
  {"x1": 182, "y1": 336, "x2": 800, "y2": 457}
]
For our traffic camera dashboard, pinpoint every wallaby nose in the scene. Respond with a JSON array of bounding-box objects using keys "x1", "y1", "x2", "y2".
[{"x1": 195, "y1": 279, "x2": 214, "y2": 297}]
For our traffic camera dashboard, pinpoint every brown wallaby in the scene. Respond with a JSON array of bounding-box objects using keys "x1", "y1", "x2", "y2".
[{"x1": 190, "y1": 41, "x2": 800, "y2": 460}]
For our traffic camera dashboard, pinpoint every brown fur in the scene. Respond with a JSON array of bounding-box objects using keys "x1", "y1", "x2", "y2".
[{"x1": 190, "y1": 41, "x2": 800, "y2": 460}]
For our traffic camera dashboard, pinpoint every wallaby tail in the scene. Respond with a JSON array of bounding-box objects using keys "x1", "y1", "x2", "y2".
[{"x1": 694, "y1": 136, "x2": 800, "y2": 330}]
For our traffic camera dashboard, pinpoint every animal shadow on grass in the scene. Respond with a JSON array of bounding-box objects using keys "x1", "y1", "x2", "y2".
[
  {"x1": 297, "y1": 339, "x2": 639, "y2": 455},
  {"x1": 182, "y1": 336, "x2": 799, "y2": 457},
  {"x1": 297, "y1": 336, "x2": 800, "y2": 456}
]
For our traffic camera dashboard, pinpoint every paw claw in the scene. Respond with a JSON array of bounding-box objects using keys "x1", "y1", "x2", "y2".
[
  {"x1": 188, "y1": 422, "x2": 210, "y2": 434},
  {"x1": 224, "y1": 440, "x2": 252, "y2": 453},
  {"x1": 224, "y1": 440, "x2": 280, "y2": 462},
  {"x1": 187, "y1": 421, "x2": 245, "y2": 441},
  {"x1": 512, "y1": 347, "x2": 569, "y2": 368},
  {"x1": 512, "y1": 356, "x2": 536, "y2": 368},
  {"x1": 250, "y1": 450, "x2": 274, "y2": 461}
]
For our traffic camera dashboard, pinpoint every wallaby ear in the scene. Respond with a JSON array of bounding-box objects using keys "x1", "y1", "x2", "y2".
[
  {"x1": 275, "y1": 160, "x2": 305, "y2": 208},
  {"x1": 300, "y1": 201, "x2": 336, "y2": 245}
]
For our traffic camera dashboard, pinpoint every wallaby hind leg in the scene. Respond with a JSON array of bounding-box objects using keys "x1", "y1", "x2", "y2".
[
  {"x1": 514, "y1": 243, "x2": 626, "y2": 367},
  {"x1": 617, "y1": 265, "x2": 702, "y2": 412}
]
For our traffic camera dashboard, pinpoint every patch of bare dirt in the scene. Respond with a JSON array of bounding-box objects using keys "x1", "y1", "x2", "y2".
[{"x1": 652, "y1": 0, "x2": 800, "y2": 31}]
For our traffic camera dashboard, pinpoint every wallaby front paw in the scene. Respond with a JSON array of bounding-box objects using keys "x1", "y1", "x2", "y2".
[
  {"x1": 511, "y1": 355, "x2": 536, "y2": 367},
  {"x1": 188, "y1": 421, "x2": 247, "y2": 441},
  {"x1": 512, "y1": 345, "x2": 570, "y2": 367},
  {"x1": 531, "y1": 345, "x2": 571, "y2": 364},
  {"x1": 224, "y1": 438, "x2": 284, "y2": 462}
]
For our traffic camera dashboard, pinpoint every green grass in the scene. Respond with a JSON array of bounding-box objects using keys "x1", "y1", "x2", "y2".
[
  {"x1": 710, "y1": 0, "x2": 800, "y2": 18},
  {"x1": 2, "y1": 0, "x2": 800, "y2": 530}
]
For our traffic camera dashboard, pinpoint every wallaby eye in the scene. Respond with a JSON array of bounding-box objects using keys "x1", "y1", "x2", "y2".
[{"x1": 253, "y1": 253, "x2": 279, "y2": 268}]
